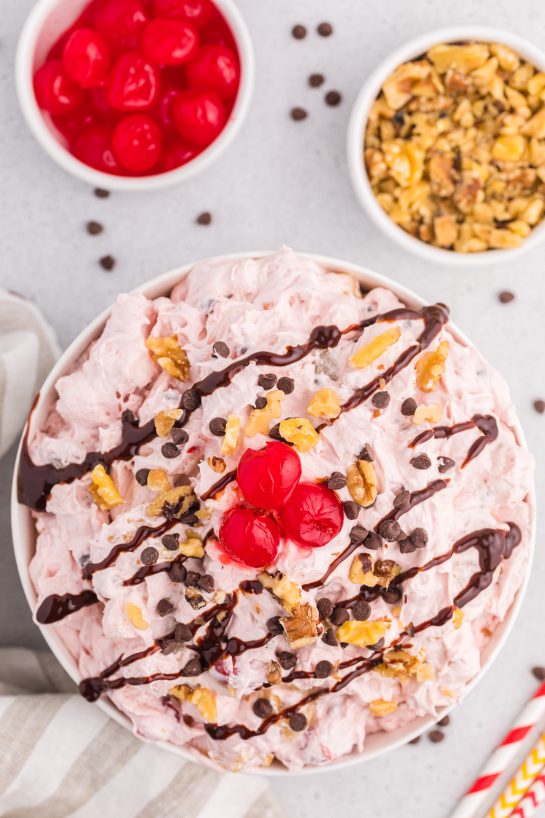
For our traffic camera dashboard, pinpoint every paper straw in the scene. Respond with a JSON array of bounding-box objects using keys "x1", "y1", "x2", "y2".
[
  {"x1": 448, "y1": 682, "x2": 545, "y2": 818},
  {"x1": 486, "y1": 734, "x2": 545, "y2": 818},
  {"x1": 509, "y1": 767, "x2": 545, "y2": 818}
]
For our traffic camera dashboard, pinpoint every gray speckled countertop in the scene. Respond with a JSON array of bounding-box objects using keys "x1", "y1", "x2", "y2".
[{"x1": 1, "y1": 0, "x2": 544, "y2": 815}]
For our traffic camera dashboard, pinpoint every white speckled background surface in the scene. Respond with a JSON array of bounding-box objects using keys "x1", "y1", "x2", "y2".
[{"x1": 1, "y1": 0, "x2": 544, "y2": 815}]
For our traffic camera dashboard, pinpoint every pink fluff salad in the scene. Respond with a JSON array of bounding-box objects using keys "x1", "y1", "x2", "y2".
[{"x1": 26, "y1": 249, "x2": 533, "y2": 771}]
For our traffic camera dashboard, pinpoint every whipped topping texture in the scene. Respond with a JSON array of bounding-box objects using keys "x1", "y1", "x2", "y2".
[{"x1": 22, "y1": 249, "x2": 533, "y2": 771}]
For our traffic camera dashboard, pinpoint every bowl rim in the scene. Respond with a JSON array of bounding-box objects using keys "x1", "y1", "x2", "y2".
[
  {"x1": 346, "y1": 25, "x2": 545, "y2": 266},
  {"x1": 10, "y1": 250, "x2": 536, "y2": 776},
  {"x1": 14, "y1": 0, "x2": 255, "y2": 192}
]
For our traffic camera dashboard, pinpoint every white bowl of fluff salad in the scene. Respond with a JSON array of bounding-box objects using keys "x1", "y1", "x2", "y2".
[{"x1": 11, "y1": 248, "x2": 535, "y2": 774}]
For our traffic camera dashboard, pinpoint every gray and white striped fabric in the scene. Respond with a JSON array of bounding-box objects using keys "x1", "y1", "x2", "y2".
[{"x1": 0, "y1": 649, "x2": 282, "y2": 818}]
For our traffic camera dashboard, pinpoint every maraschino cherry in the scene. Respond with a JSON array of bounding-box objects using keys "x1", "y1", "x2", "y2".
[
  {"x1": 62, "y1": 28, "x2": 111, "y2": 88},
  {"x1": 280, "y1": 483, "x2": 343, "y2": 548},
  {"x1": 237, "y1": 442, "x2": 301, "y2": 510},
  {"x1": 219, "y1": 507, "x2": 280, "y2": 568}
]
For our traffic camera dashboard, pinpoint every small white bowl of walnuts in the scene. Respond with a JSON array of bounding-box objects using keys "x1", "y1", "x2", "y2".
[{"x1": 347, "y1": 27, "x2": 545, "y2": 264}]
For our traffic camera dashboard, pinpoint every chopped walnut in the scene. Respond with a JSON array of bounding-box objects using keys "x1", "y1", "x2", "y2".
[
  {"x1": 281, "y1": 604, "x2": 319, "y2": 649},
  {"x1": 279, "y1": 418, "x2": 320, "y2": 453},
  {"x1": 169, "y1": 685, "x2": 217, "y2": 722},
  {"x1": 179, "y1": 536, "x2": 205, "y2": 558},
  {"x1": 453, "y1": 607, "x2": 464, "y2": 629},
  {"x1": 373, "y1": 559, "x2": 401, "y2": 588},
  {"x1": 89, "y1": 465, "x2": 124, "y2": 511},
  {"x1": 207, "y1": 456, "x2": 226, "y2": 473},
  {"x1": 346, "y1": 459, "x2": 378, "y2": 507},
  {"x1": 350, "y1": 326, "x2": 401, "y2": 369},
  {"x1": 155, "y1": 408, "x2": 183, "y2": 438},
  {"x1": 125, "y1": 602, "x2": 149, "y2": 630},
  {"x1": 348, "y1": 554, "x2": 375, "y2": 586},
  {"x1": 376, "y1": 648, "x2": 433, "y2": 683},
  {"x1": 258, "y1": 572, "x2": 301, "y2": 612},
  {"x1": 335, "y1": 618, "x2": 391, "y2": 647},
  {"x1": 415, "y1": 341, "x2": 449, "y2": 392},
  {"x1": 307, "y1": 388, "x2": 341, "y2": 419},
  {"x1": 369, "y1": 699, "x2": 399, "y2": 717},
  {"x1": 145, "y1": 335, "x2": 191, "y2": 380},
  {"x1": 220, "y1": 415, "x2": 240, "y2": 456},
  {"x1": 245, "y1": 390, "x2": 284, "y2": 437},
  {"x1": 146, "y1": 484, "x2": 195, "y2": 519},
  {"x1": 267, "y1": 661, "x2": 282, "y2": 685},
  {"x1": 413, "y1": 403, "x2": 442, "y2": 425},
  {"x1": 147, "y1": 468, "x2": 171, "y2": 493}
]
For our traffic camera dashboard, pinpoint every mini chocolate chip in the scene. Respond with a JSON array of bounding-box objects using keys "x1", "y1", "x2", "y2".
[
  {"x1": 99, "y1": 255, "x2": 116, "y2": 271},
  {"x1": 532, "y1": 666, "x2": 545, "y2": 681},
  {"x1": 174, "y1": 623, "x2": 193, "y2": 643},
  {"x1": 291, "y1": 23, "x2": 307, "y2": 39},
  {"x1": 317, "y1": 598, "x2": 334, "y2": 620},
  {"x1": 253, "y1": 698, "x2": 273, "y2": 718},
  {"x1": 315, "y1": 660, "x2": 333, "y2": 679},
  {"x1": 343, "y1": 500, "x2": 359, "y2": 520},
  {"x1": 277, "y1": 377, "x2": 295, "y2": 394},
  {"x1": 358, "y1": 444, "x2": 374, "y2": 462},
  {"x1": 438, "y1": 456, "x2": 455, "y2": 473},
  {"x1": 161, "y1": 640, "x2": 181, "y2": 655},
  {"x1": 185, "y1": 591, "x2": 205, "y2": 609},
  {"x1": 278, "y1": 651, "x2": 297, "y2": 670},
  {"x1": 409, "y1": 736, "x2": 421, "y2": 745},
  {"x1": 171, "y1": 427, "x2": 188, "y2": 446},
  {"x1": 254, "y1": 396, "x2": 268, "y2": 409},
  {"x1": 322, "y1": 627, "x2": 338, "y2": 646},
  {"x1": 162, "y1": 442, "x2": 179, "y2": 459},
  {"x1": 212, "y1": 341, "x2": 230, "y2": 358},
  {"x1": 157, "y1": 598, "x2": 174, "y2": 617},
  {"x1": 437, "y1": 715, "x2": 450, "y2": 727},
  {"x1": 162, "y1": 533, "x2": 180, "y2": 551},
  {"x1": 290, "y1": 107, "x2": 308, "y2": 121},
  {"x1": 241, "y1": 580, "x2": 263, "y2": 594},
  {"x1": 399, "y1": 538, "x2": 417, "y2": 554},
  {"x1": 258, "y1": 373, "x2": 277, "y2": 390},
  {"x1": 401, "y1": 398, "x2": 417, "y2": 416},
  {"x1": 327, "y1": 471, "x2": 346, "y2": 490},
  {"x1": 309, "y1": 73, "x2": 325, "y2": 87},
  {"x1": 410, "y1": 453, "x2": 432, "y2": 470},
  {"x1": 269, "y1": 423, "x2": 283, "y2": 441},
  {"x1": 534, "y1": 399, "x2": 545, "y2": 414},
  {"x1": 181, "y1": 657, "x2": 201, "y2": 676},
  {"x1": 498, "y1": 290, "x2": 515, "y2": 303},
  {"x1": 185, "y1": 570, "x2": 200, "y2": 587},
  {"x1": 352, "y1": 600, "x2": 371, "y2": 621},
  {"x1": 393, "y1": 490, "x2": 411, "y2": 510},
  {"x1": 141, "y1": 546, "x2": 159, "y2": 565},
  {"x1": 267, "y1": 616, "x2": 283, "y2": 635},
  {"x1": 378, "y1": 519, "x2": 403, "y2": 542},
  {"x1": 289, "y1": 713, "x2": 308, "y2": 732},
  {"x1": 411, "y1": 528, "x2": 428, "y2": 549},
  {"x1": 349, "y1": 525, "x2": 368, "y2": 544},
  {"x1": 94, "y1": 188, "x2": 110, "y2": 198},
  {"x1": 169, "y1": 562, "x2": 187, "y2": 583},
  {"x1": 368, "y1": 637, "x2": 385, "y2": 652},
  {"x1": 372, "y1": 391, "x2": 390, "y2": 409},
  {"x1": 331, "y1": 606, "x2": 349, "y2": 626},
  {"x1": 196, "y1": 211, "x2": 212, "y2": 225},
  {"x1": 364, "y1": 531, "x2": 382, "y2": 550},
  {"x1": 209, "y1": 417, "x2": 227, "y2": 436},
  {"x1": 86, "y1": 220, "x2": 103, "y2": 235},
  {"x1": 382, "y1": 587, "x2": 402, "y2": 604},
  {"x1": 325, "y1": 90, "x2": 342, "y2": 106},
  {"x1": 429, "y1": 729, "x2": 445, "y2": 743},
  {"x1": 197, "y1": 574, "x2": 214, "y2": 592},
  {"x1": 317, "y1": 21, "x2": 333, "y2": 36},
  {"x1": 182, "y1": 388, "x2": 201, "y2": 411},
  {"x1": 135, "y1": 468, "x2": 149, "y2": 486}
]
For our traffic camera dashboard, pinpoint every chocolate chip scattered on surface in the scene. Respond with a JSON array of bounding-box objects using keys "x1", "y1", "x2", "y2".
[
  {"x1": 291, "y1": 24, "x2": 307, "y2": 39},
  {"x1": 196, "y1": 212, "x2": 212, "y2": 225},
  {"x1": 99, "y1": 255, "x2": 116, "y2": 271},
  {"x1": 325, "y1": 90, "x2": 342, "y2": 106},
  {"x1": 317, "y1": 22, "x2": 333, "y2": 37},
  {"x1": 290, "y1": 107, "x2": 308, "y2": 121},
  {"x1": 309, "y1": 73, "x2": 325, "y2": 87}
]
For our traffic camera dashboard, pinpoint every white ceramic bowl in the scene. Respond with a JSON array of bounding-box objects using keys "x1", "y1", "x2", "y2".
[
  {"x1": 347, "y1": 27, "x2": 545, "y2": 266},
  {"x1": 15, "y1": 0, "x2": 254, "y2": 192},
  {"x1": 11, "y1": 251, "x2": 536, "y2": 775}
]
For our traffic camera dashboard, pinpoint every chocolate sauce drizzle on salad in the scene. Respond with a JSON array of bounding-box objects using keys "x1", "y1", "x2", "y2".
[
  {"x1": 36, "y1": 590, "x2": 99, "y2": 625},
  {"x1": 409, "y1": 414, "x2": 499, "y2": 468}
]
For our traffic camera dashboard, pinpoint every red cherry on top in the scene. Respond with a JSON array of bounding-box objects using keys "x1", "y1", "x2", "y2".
[
  {"x1": 186, "y1": 44, "x2": 239, "y2": 99},
  {"x1": 237, "y1": 442, "x2": 302, "y2": 511},
  {"x1": 219, "y1": 507, "x2": 280, "y2": 568},
  {"x1": 106, "y1": 52, "x2": 160, "y2": 111},
  {"x1": 93, "y1": 0, "x2": 148, "y2": 49},
  {"x1": 34, "y1": 60, "x2": 84, "y2": 115},
  {"x1": 152, "y1": 0, "x2": 213, "y2": 28},
  {"x1": 141, "y1": 18, "x2": 199, "y2": 65},
  {"x1": 112, "y1": 114, "x2": 162, "y2": 172},
  {"x1": 280, "y1": 483, "x2": 343, "y2": 548},
  {"x1": 62, "y1": 28, "x2": 110, "y2": 88},
  {"x1": 172, "y1": 89, "x2": 226, "y2": 146}
]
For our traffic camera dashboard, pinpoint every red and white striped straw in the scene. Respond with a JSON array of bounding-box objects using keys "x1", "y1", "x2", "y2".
[
  {"x1": 448, "y1": 681, "x2": 545, "y2": 818},
  {"x1": 510, "y1": 768, "x2": 545, "y2": 818}
]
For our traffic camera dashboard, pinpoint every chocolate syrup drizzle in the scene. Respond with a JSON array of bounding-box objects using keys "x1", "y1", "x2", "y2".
[
  {"x1": 409, "y1": 415, "x2": 499, "y2": 468},
  {"x1": 82, "y1": 519, "x2": 177, "y2": 579},
  {"x1": 35, "y1": 590, "x2": 99, "y2": 625}
]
